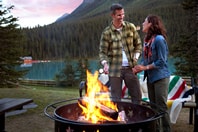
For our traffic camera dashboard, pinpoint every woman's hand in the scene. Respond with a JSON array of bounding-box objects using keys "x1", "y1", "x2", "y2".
[{"x1": 133, "y1": 65, "x2": 146, "y2": 74}]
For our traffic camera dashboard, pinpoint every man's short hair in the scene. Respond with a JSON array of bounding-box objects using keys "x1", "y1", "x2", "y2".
[{"x1": 110, "y1": 3, "x2": 123, "y2": 14}]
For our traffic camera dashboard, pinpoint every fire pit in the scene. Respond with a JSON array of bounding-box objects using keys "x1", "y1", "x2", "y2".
[
  {"x1": 44, "y1": 98, "x2": 162, "y2": 132},
  {"x1": 44, "y1": 71, "x2": 163, "y2": 131}
]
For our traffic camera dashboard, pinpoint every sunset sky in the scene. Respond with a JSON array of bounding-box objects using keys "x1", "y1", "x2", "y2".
[{"x1": 3, "y1": 0, "x2": 83, "y2": 28}]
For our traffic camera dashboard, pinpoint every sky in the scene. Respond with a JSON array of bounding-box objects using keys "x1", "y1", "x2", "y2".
[{"x1": 3, "y1": 0, "x2": 83, "y2": 28}]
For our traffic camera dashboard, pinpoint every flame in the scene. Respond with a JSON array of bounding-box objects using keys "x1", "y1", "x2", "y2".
[{"x1": 78, "y1": 70, "x2": 119, "y2": 123}]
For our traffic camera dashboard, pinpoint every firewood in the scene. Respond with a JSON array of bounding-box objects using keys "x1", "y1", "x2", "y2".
[{"x1": 78, "y1": 98, "x2": 118, "y2": 120}]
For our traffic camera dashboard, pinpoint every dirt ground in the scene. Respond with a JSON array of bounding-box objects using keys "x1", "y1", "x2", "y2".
[
  {"x1": 171, "y1": 108, "x2": 194, "y2": 132},
  {"x1": 4, "y1": 107, "x2": 194, "y2": 132}
]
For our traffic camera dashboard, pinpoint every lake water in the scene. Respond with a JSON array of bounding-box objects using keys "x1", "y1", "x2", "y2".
[
  {"x1": 19, "y1": 60, "x2": 100, "y2": 80},
  {"x1": 19, "y1": 58, "x2": 176, "y2": 80}
]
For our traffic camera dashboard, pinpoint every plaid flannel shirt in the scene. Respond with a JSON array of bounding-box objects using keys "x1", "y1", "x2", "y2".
[{"x1": 99, "y1": 21, "x2": 142, "y2": 77}]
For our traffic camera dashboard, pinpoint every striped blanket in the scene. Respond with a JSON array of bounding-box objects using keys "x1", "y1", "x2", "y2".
[{"x1": 168, "y1": 75, "x2": 187, "y2": 100}]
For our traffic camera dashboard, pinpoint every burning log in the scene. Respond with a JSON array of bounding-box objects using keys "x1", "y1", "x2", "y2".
[{"x1": 78, "y1": 98, "x2": 119, "y2": 120}]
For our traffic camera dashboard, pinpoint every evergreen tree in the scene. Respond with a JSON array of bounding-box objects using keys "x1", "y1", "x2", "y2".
[
  {"x1": 55, "y1": 57, "x2": 76, "y2": 86},
  {"x1": 0, "y1": 3, "x2": 26, "y2": 87},
  {"x1": 76, "y1": 58, "x2": 89, "y2": 82},
  {"x1": 171, "y1": 0, "x2": 198, "y2": 85}
]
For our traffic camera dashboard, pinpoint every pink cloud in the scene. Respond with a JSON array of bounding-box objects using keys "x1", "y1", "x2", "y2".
[{"x1": 5, "y1": 0, "x2": 83, "y2": 27}]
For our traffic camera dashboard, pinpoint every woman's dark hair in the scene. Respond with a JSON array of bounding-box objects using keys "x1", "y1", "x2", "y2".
[
  {"x1": 110, "y1": 3, "x2": 123, "y2": 14},
  {"x1": 145, "y1": 15, "x2": 167, "y2": 42}
]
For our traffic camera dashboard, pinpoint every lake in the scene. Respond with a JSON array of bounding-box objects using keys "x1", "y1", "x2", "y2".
[
  {"x1": 18, "y1": 58, "x2": 176, "y2": 80},
  {"x1": 19, "y1": 60, "x2": 100, "y2": 80}
]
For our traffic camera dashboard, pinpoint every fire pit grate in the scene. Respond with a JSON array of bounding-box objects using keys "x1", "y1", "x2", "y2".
[{"x1": 44, "y1": 98, "x2": 163, "y2": 132}]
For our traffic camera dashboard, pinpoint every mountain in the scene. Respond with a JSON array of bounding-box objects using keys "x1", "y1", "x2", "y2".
[
  {"x1": 55, "y1": 13, "x2": 69, "y2": 22},
  {"x1": 56, "y1": 0, "x2": 182, "y2": 22},
  {"x1": 55, "y1": 0, "x2": 95, "y2": 22},
  {"x1": 56, "y1": 0, "x2": 106, "y2": 22}
]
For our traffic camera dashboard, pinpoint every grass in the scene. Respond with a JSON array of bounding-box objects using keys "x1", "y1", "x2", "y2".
[
  {"x1": 0, "y1": 85, "x2": 195, "y2": 132},
  {"x1": 1, "y1": 85, "x2": 80, "y2": 132},
  {"x1": 0, "y1": 86, "x2": 79, "y2": 111}
]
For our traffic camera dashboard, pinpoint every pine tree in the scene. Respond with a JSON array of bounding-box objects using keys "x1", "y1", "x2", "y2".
[
  {"x1": 76, "y1": 58, "x2": 88, "y2": 82},
  {"x1": 0, "y1": 3, "x2": 26, "y2": 87},
  {"x1": 171, "y1": 0, "x2": 198, "y2": 85},
  {"x1": 54, "y1": 57, "x2": 76, "y2": 86}
]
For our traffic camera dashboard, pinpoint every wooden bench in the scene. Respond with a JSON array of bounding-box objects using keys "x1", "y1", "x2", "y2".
[
  {"x1": 0, "y1": 98, "x2": 33, "y2": 132},
  {"x1": 181, "y1": 76, "x2": 196, "y2": 124}
]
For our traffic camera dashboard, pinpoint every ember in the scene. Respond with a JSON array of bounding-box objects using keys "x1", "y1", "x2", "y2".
[{"x1": 78, "y1": 71, "x2": 125, "y2": 123}]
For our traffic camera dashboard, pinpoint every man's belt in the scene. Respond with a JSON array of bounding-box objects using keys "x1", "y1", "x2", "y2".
[{"x1": 121, "y1": 66, "x2": 131, "y2": 70}]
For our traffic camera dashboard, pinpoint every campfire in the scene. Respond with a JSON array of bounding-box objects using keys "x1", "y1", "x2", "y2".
[{"x1": 78, "y1": 71, "x2": 126, "y2": 123}]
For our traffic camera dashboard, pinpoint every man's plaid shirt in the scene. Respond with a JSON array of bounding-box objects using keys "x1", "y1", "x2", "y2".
[{"x1": 99, "y1": 21, "x2": 142, "y2": 77}]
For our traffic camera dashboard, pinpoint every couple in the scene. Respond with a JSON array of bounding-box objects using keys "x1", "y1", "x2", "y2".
[{"x1": 99, "y1": 3, "x2": 171, "y2": 132}]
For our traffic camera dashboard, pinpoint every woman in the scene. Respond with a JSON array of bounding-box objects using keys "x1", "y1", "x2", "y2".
[{"x1": 134, "y1": 15, "x2": 171, "y2": 132}]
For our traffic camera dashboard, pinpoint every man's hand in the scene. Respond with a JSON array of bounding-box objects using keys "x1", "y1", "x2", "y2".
[{"x1": 103, "y1": 63, "x2": 109, "y2": 74}]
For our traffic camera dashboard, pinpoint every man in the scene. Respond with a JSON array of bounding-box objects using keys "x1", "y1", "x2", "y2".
[{"x1": 99, "y1": 3, "x2": 142, "y2": 104}]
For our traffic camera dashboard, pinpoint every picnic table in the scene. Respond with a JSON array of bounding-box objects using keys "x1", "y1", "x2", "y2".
[{"x1": 0, "y1": 98, "x2": 33, "y2": 132}]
